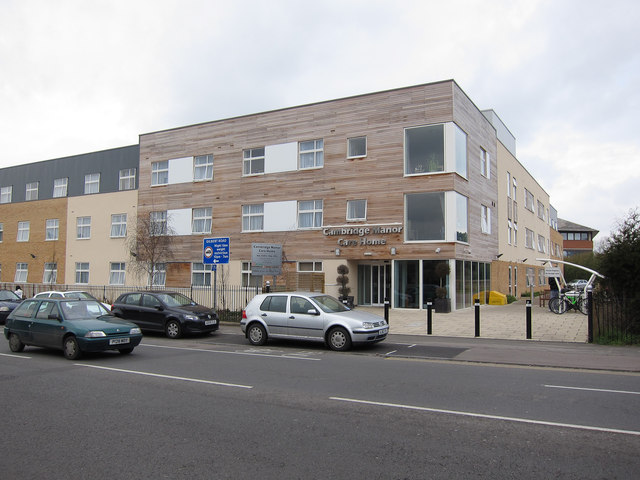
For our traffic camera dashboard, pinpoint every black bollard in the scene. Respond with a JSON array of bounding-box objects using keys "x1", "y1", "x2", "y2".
[
  {"x1": 587, "y1": 287, "x2": 593, "y2": 343},
  {"x1": 526, "y1": 299, "x2": 532, "y2": 339},
  {"x1": 427, "y1": 302, "x2": 433, "y2": 335},
  {"x1": 384, "y1": 298, "x2": 390, "y2": 324},
  {"x1": 474, "y1": 299, "x2": 480, "y2": 337}
]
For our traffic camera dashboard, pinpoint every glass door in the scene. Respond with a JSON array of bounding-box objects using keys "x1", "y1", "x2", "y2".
[{"x1": 358, "y1": 264, "x2": 391, "y2": 306}]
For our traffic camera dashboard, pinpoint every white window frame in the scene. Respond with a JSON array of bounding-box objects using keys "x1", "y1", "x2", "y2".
[
  {"x1": 76, "y1": 216, "x2": 91, "y2": 239},
  {"x1": 193, "y1": 155, "x2": 213, "y2": 181},
  {"x1": 537, "y1": 200, "x2": 545, "y2": 220},
  {"x1": 75, "y1": 262, "x2": 90, "y2": 284},
  {"x1": 43, "y1": 263, "x2": 57, "y2": 283},
  {"x1": 26, "y1": 182, "x2": 39, "y2": 201},
  {"x1": 191, "y1": 262, "x2": 213, "y2": 286},
  {"x1": 525, "y1": 228, "x2": 535, "y2": 250},
  {"x1": 299, "y1": 139, "x2": 324, "y2": 169},
  {"x1": 84, "y1": 173, "x2": 100, "y2": 194},
  {"x1": 243, "y1": 148, "x2": 265, "y2": 176},
  {"x1": 151, "y1": 263, "x2": 166, "y2": 287},
  {"x1": 298, "y1": 261, "x2": 323, "y2": 272},
  {"x1": 298, "y1": 200, "x2": 323, "y2": 229},
  {"x1": 346, "y1": 199, "x2": 367, "y2": 221},
  {"x1": 151, "y1": 161, "x2": 169, "y2": 186},
  {"x1": 242, "y1": 204, "x2": 264, "y2": 232},
  {"x1": 109, "y1": 262, "x2": 126, "y2": 285},
  {"x1": 481, "y1": 205, "x2": 491, "y2": 234},
  {"x1": 524, "y1": 188, "x2": 535, "y2": 212},
  {"x1": 150, "y1": 211, "x2": 168, "y2": 236},
  {"x1": 480, "y1": 148, "x2": 490, "y2": 178},
  {"x1": 192, "y1": 207, "x2": 212, "y2": 234},
  {"x1": 53, "y1": 178, "x2": 68, "y2": 198},
  {"x1": 17, "y1": 221, "x2": 30, "y2": 242},
  {"x1": 46, "y1": 219, "x2": 59, "y2": 241},
  {"x1": 1, "y1": 186, "x2": 12, "y2": 203},
  {"x1": 15, "y1": 263, "x2": 28, "y2": 282},
  {"x1": 242, "y1": 262, "x2": 263, "y2": 288},
  {"x1": 538, "y1": 234, "x2": 546, "y2": 253},
  {"x1": 110, "y1": 214, "x2": 127, "y2": 238},
  {"x1": 347, "y1": 136, "x2": 367, "y2": 159},
  {"x1": 119, "y1": 168, "x2": 136, "y2": 191}
]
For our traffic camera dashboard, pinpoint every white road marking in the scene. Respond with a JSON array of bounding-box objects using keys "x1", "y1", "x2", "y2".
[
  {"x1": 0, "y1": 352, "x2": 31, "y2": 359},
  {"x1": 75, "y1": 364, "x2": 253, "y2": 389},
  {"x1": 385, "y1": 350, "x2": 397, "y2": 355},
  {"x1": 140, "y1": 343, "x2": 321, "y2": 360},
  {"x1": 544, "y1": 384, "x2": 640, "y2": 395},
  {"x1": 330, "y1": 396, "x2": 640, "y2": 437}
]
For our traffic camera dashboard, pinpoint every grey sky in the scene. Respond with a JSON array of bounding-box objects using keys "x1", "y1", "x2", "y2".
[{"x1": 1, "y1": 0, "x2": 638, "y2": 240}]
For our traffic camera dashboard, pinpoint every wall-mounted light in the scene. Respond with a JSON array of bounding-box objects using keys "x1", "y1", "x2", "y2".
[
  {"x1": 464, "y1": 248, "x2": 472, "y2": 254},
  {"x1": 390, "y1": 247, "x2": 397, "y2": 255},
  {"x1": 364, "y1": 252, "x2": 373, "y2": 256},
  {"x1": 335, "y1": 248, "x2": 340, "y2": 256},
  {"x1": 435, "y1": 247, "x2": 441, "y2": 254},
  {"x1": 29, "y1": 253, "x2": 36, "y2": 259},
  {"x1": 496, "y1": 253, "x2": 503, "y2": 259}
]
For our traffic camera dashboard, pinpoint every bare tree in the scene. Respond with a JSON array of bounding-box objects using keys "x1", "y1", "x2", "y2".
[{"x1": 126, "y1": 209, "x2": 176, "y2": 286}]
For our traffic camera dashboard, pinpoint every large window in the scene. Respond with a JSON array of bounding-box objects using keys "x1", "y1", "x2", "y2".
[
  {"x1": 347, "y1": 136, "x2": 367, "y2": 158},
  {"x1": 26, "y1": 182, "x2": 38, "y2": 201},
  {"x1": 150, "y1": 211, "x2": 168, "y2": 236},
  {"x1": 298, "y1": 200, "x2": 323, "y2": 229},
  {"x1": 84, "y1": 173, "x2": 100, "y2": 194},
  {"x1": 53, "y1": 178, "x2": 68, "y2": 197},
  {"x1": 192, "y1": 263, "x2": 213, "y2": 286},
  {"x1": 43, "y1": 263, "x2": 57, "y2": 283},
  {"x1": 17, "y1": 221, "x2": 30, "y2": 242},
  {"x1": 347, "y1": 199, "x2": 367, "y2": 221},
  {"x1": 194, "y1": 155, "x2": 213, "y2": 181},
  {"x1": 192, "y1": 207, "x2": 212, "y2": 234},
  {"x1": 405, "y1": 192, "x2": 445, "y2": 241},
  {"x1": 110, "y1": 214, "x2": 127, "y2": 238},
  {"x1": 46, "y1": 219, "x2": 59, "y2": 241},
  {"x1": 119, "y1": 168, "x2": 136, "y2": 190},
  {"x1": 75, "y1": 262, "x2": 90, "y2": 284},
  {"x1": 242, "y1": 262, "x2": 263, "y2": 287},
  {"x1": 15, "y1": 263, "x2": 28, "y2": 282},
  {"x1": 299, "y1": 139, "x2": 324, "y2": 168},
  {"x1": 405, "y1": 124, "x2": 444, "y2": 174},
  {"x1": 151, "y1": 161, "x2": 169, "y2": 186},
  {"x1": 1, "y1": 186, "x2": 12, "y2": 203},
  {"x1": 109, "y1": 263, "x2": 126, "y2": 285},
  {"x1": 76, "y1": 216, "x2": 91, "y2": 239},
  {"x1": 243, "y1": 148, "x2": 265, "y2": 175},
  {"x1": 242, "y1": 204, "x2": 264, "y2": 231}
]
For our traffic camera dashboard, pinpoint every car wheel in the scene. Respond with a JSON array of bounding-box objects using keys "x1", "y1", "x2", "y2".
[
  {"x1": 63, "y1": 336, "x2": 82, "y2": 360},
  {"x1": 8, "y1": 333, "x2": 25, "y2": 353},
  {"x1": 247, "y1": 323, "x2": 267, "y2": 346},
  {"x1": 118, "y1": 347, "x2": 134, "y2": 355},
  {"x1": 327, "y1": 327, "x2": 352, "y2": 351},
  {"x1": 165, "y1": 319, "x2": 182, "y2": 339}
]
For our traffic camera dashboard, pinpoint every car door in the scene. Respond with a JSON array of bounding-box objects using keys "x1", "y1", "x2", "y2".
[
  {"x1": 257, "y1": 295, "x2": 289, "y2": 336},
  {"x1": 116, "y1": 293, "x2": 143, "y2": 325},
  {"x1": 287, "y1": 295, "x2": 324, "y2": 339},
  {"x1": 31, "y1": 301, "x2": 64, "y2": 348},
  {"x1": 139, "y1": 294, "x2": 167, "y2": 332},
  {"x1": 7, "y1": 299, "x2": 39, "y2": 343}
]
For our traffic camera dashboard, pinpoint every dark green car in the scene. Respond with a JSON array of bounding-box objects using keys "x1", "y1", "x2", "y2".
[{"x1": 4, "y1": 298, "x2": 142, "y2": 360}]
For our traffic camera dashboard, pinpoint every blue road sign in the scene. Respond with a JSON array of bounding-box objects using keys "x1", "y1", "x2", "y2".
[{"x1": 203, "y1": 237, "x2": 230, "y2": 265}]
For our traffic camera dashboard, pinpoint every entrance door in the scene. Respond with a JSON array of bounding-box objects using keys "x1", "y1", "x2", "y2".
[{"x1": 358, "y1": 264, "x2": 391, "y2": 306}]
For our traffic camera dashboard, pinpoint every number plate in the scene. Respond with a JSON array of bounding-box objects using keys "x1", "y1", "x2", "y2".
[
  {"x1": 378, "y1": 328, "x2": 388, "y2": 335},
  {"x1": 109, "y1": 337, "x2": 130, "y2": 345},
  {"x1": 205, "y1": 320, "x2": 217, "y2": 326}
]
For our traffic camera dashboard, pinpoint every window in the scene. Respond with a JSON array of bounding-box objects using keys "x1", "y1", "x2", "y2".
[
  {"x1": 151, "y1": 161, "x2": 169, "y2": 186},
  {"x1": 538, "y1": 234, "x2": 546, "y2": 253},
  {"x1": 75, "y1": 262, "x2": 90, "y2": 284},
  {"x1": 481, "y1": 205, "x2": 491, "y2": 234},
  {"x1": 0, "y1": 223, "x2": 3, "y2": 242},
  {"x1": 512, "y1": 177, "x2": 517, "y2": 200},
  {"x1": 260, "y1": 295, "x2": 288, "y2": 313},
  {"x1": 43, "y1": 263, "x2": 57, "y2": 283},
  {"x1": 507, "y1": 172, "x2": 511, "y2": 198},
  {"x1": 26, "y1": 182, "x2": 38, "y2": 201},
  {"x1": 347, "y1": 136, "x2": 367, "y2": 158},
  {"x1": 298, "y1": 261, "x2": 323, "y2": 272},
  {"x1": 194, "y1": 155, "x2": 213, "y2": 181},
  {"x1": 480, "y1": 148, "x2": 489, "y2": 178},
  {"x1": 192, "y1": 207, "x2": 212, "y2": 234},
  {"x1": 1, "y1": 186, "x2": 12, "y2": 203},
  {"x1": 242, "y1": 262, "x2": 263, "y2": 287},
  {"x1": 151, "y1": 263, "x2": 166, "y2": 286},
  {"x1": 455, "y1": 125, "x2": 468, "y2": 178},
  {"x1": 405, "y1": 125, "x2": 444, "y2": 174},
  {"x1": 76, "y1": 216, "x2": 91, "y2": 239},
  {"x1": 405, "y1": 192, "x2": 445, "y2": 241},
  {"x1": 524, "y1": 188, "x2": 534, "y2": 212},
  {"x1": 15, "y1": 263, "x2": 28, "y2": 282},
  {"x1": 291, "y1": 296, "x2": 315, "y2": 315},
  {"x1": 298, "y1": 200, "x2": 323, "y2": 229},
  {"x1": 347, "y1": 200, "x2": 367, "y2": 221},
  {"x1": 299, "y1": 139, "x2": 324, "y2": 168},
  {"x1": 537, "y1": 200, "x2": 545, "y2": 220},
  {"x1": 53, "y1": 178, "x2": 68, "y2": 197},
  {"x1": 84, "y1": 173, "x2": 100, "y2": 194},
  {"x1": 150, "y1": 211, "x2": 168, "y2": 236},
  {"x1": 109, "y1": 262, "x2": 126, "y2": 285},
  {"x1": 17, "y1": 221, "x2": 30, "y2": 242},
  {"x1": 119, "y1": 168, "x2": 136, "y2": 190},
  {"x1": 243, "y1": 148, "x2": 265, "y2": 175},
  {"x1": 242, "y1": 204, "x2": 264, "y2": 231},
  {"x1": 192, "y1": 263, "x2": 213, "y2": 286},
  {"x1": 525, "y1": 228, "x2": 535, "y2": 249},
  {"x1": 46, "y1": 219, "x2": 59, "y2": 241},
  {"x1": 507, "y1": 222, "x2": 513, "y2": 245},
  {"x1": 110, "y1": 214, "x2": 127, "y2": 238},
  {"x1": 456, "y1": 193, "x2": 468, "y2": 242}
]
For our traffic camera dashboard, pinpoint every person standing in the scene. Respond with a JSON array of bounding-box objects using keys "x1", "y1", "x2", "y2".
[{"x1": 14, "y1": 285, "x2": 24, "y2": 299}]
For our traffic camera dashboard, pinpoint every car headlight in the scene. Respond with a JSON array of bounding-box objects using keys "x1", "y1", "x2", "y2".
[
  {"x1": 130, "y1": 327, "x2": 142, "y2": 335},
  {"x1": 0, "y1": 306, "x2": 9, "y2": 312},
  {"x1": 184, "y1": 314, "x2": 198, "y2": 321},
  {"x1": 363, "y1": 322, "x2": 375, "y2": 329},
  {"x1": 85, "y1": 331, "x2": 107, "y2": 338}
]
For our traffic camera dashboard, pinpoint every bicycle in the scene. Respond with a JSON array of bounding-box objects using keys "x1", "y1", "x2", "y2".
[{"x1": 549, "y1": 289, "x2": 588, "y2": 315}]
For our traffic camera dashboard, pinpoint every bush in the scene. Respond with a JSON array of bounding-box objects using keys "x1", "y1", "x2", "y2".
[{"x1": 506, "y1": 295, "x2": 518, "y2": 304}]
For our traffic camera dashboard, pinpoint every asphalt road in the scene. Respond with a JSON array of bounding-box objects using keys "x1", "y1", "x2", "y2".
[{"x1": 1, "y1": 330, "x2": 639, "y2": 479}]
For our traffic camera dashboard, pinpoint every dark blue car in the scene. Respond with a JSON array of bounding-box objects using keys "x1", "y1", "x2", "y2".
[{"x1": 0, "y1": 290, "x2": 23, "y2": 325}]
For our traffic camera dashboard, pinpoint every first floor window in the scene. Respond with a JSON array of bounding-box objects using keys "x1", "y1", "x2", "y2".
[
  {"x1": 84, "y1": 173, "x2": 100, "y2": 194},
  {"x1": 46, "y1": 219, "x2": 59, "y2": 241},
  {"x1": 110, "y1": 263, "x2": 126, "y2": 285},
  {"x1": 53, "y1": 178, "x2": 68, "y2": 197},
  {"x1": 75, "y1": 262, "x2": 90, "y2": 284},
  {"x1": 298, "y1": 261, "x2": 323, "y2": 272},
  {"x1": 347, "y1": 136, "x2": 367, "y2": 158},
  {"x1": 299, "y1": 139, "x2": 324, "y2": 168},
  {"x1": 15, "y1": 263, "x2": 28, "y2": 282},
  {"x1": 192, "y1": 263, "x2": 213, "y2": 286},
  {"x1": 26, "y1": 182, "x2": 39, "y2": 200},
  {"x1": 151, "y1": 161, "x2": 169, "y2": 186},
  {"x1": 1, "y1": 186, "x2": 12, "y2": 203},
  {"x1": 77, "y1": 216, "x2": 91, "y2": 239},
  {"x1": 538, "y1": 234, "x2": 546, "y2": 253},
  {"x1": 194, "y1": 155, "x2": 213, "y2": 180},
  {"x1": 298, "y1": 200, "x2": 323, "y2": 229},
  {"x1": 507, "y1": 222, "x2": 512, "y2": 245},
  {"x1": 17, "y1": 221, "x2": 30, "y2": 242},
  {"x1": 406, "y1": 192, "x2": 445, "y2": 241},
  {"x1": 404, "y1": 124, "x2": 444, "y2": 174},
  {"x1": 192, "y1": 207, "x2": 212, "y2": 234},
  {"x1": 151, "y1": 263, "x2": 166, "y2": 286},
  {"x1": 242, "y1": 204, "x2": 264, "y2": 231},
  {"x1": 525, "y1": 228, "x2": 535, "y2": 249},
  {"x1": 242, "y1": 262, "x2": 263, "y2": 288},
  {"x1": 243, "y1": 148, "x2": 265, "y2": 175},
  {"x1": 119, "y1": 168, "x2": 136, "y2": 190},
  {"x1": 110, "y1": 214, "x2": 127, "y2": 238},
  {"x1": 150, "y1": 211, "x2": 168, "y2": 235},
  {"x1": 346, "y1": 199, "x2": 367, "y2": 221},
  {"x1": 481, "y1": 205, "x2": 491, "y2": 234},
  {"x1": 43, "y1": 263, "x2": 57, "y2": 283},
  {"x1": 480, "y1": 148, "x2": 489, "y2": 178}
]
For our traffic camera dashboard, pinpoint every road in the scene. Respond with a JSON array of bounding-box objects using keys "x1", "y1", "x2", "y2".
[{"x1": 1, "y1": 329, "x2": 639, "y2": 479}]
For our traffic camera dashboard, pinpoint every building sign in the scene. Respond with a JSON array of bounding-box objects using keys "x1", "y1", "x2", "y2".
[
  {"x1": 544, "y1": 267, "x2": 562, "y2": 277},
  {"x1": 251, "y1": 243, "x2": 282, "y2": 276},
  {"x1": 322, "y1": 224, "x2": 403, "y2": 247}
]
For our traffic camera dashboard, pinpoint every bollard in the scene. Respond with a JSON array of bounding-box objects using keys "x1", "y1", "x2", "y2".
[
  {"x1": 426, "y1": 302, "x2": 433, "y2": 335},
  {"x1": 587, "y1": 287, "x2": 593, "y2": 343},
  {"x1": 526, "y1": 299, "x2": 532, "y2": 339},
  {"x1": 474, "y1": 299, "x2": 480, "y2": 337},
  {"x1": 384, "y1": 298, "x2": 390, "y2": 324}
]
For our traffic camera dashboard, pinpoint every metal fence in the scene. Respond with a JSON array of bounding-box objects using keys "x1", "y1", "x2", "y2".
[
  {"x1": 592, "y1": 292, "x2": 640, "y2": 344},
  {"x1": 1, "y1": 282, "x2": 261, "y2": 323}
]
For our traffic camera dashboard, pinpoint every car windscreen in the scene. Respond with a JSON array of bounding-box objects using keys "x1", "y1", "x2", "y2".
[
  {"x1": 60, "y1": 300, "x2": 109, "y2": 320},
  {"x1": 156, "y1": 292, "x2": 195, "y2": 307},
  {"x1": 0, "y1": 290, "x2": 20, "y2": 301},
  {"x1": 311, "y1": 295, "x2": 349, "y2": 313},
  {"x1": 66, "y1": 292, "x2": 96, "y2": 300}
]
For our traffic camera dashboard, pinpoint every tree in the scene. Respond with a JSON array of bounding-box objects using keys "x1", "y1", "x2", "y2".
[
  {"x1": 336, "y1": 264, "x2": 351, "y2": 298},
  {"x1": 126, "y1": 209, "x2": 176, "y2": 286}
]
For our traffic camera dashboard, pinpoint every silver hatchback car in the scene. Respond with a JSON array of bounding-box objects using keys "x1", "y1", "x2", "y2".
[{"x1": 241, "y1": 292, "x2": 388, "y2": 351}]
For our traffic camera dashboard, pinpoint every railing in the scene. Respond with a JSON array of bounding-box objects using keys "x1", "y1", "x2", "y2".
[
  {"x1": 1, "y1": 282, "x2": 261, "y2": 323},
  {"x1": 592, "y1": 291, "x2": 640, "y2": 344}
]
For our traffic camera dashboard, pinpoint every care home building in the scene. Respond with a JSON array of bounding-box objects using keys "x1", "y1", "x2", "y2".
[{"x1": 0, "y1": 80, "x2": 562, "y2": 310}]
